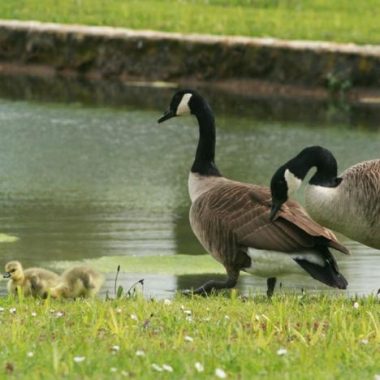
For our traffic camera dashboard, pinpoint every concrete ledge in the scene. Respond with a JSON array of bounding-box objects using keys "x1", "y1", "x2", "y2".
[{"x1": 0, "y1": 20, "x2": 380, "y2": 87}]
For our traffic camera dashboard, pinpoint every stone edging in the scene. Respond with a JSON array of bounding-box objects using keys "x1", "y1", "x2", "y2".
[{"x1": 0, "y1": 20, "x2": 379, "y2": 87}]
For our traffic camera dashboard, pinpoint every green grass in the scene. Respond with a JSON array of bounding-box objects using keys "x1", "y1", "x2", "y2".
[
  {"x1": 0, "y1": 293, "x2": 379, "y2": 379},
  {"x1": 1, "y1": 0, "x2": 380, "y2": 44},
  {"x1": 50, "y1": 254, "x2": 224, "y2": 274}
]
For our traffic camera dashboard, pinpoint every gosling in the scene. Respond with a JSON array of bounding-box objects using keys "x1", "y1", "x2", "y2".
[
  {"x1": 50, "y1": 265, "x2": 104, "y2": 299},
  {"x1": 4, "y1": 261, "x2": 60, "y2": 298}
]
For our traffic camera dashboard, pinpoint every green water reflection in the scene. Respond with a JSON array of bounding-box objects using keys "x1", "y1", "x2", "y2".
[{"x1": 0, "y1": 92, "x2": 378, "y2": 296}]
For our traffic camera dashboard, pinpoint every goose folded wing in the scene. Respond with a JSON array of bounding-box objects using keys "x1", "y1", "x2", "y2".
[
  {"x1": 205, "y1": 183, "x2": 349, "y2": 255},
  {"x1": 277, "y1": 199, "x2": 350, "y2": 255}
]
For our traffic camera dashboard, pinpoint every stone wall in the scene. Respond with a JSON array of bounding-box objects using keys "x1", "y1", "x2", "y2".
[{"x1": 0, "y1": 20, "x2": 380, "y2": 88}]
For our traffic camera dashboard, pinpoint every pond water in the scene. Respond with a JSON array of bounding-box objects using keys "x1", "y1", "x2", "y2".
[{"x1": 0, "y1": 77, "x2": 379, "y2": 298}]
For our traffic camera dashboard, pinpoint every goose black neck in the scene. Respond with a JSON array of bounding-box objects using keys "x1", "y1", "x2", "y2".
[
  {"x1": 191, "y1": 105, "x2": 222, "y2": 177},
  {"x1": 288, "y1": 146, "x2": 340, "y2": 187}
]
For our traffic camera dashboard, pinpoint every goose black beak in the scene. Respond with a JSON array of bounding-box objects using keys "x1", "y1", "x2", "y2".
[
  {"x1": 3, "y1": 272, "x2": 11, "y2": 279},
  {"x1": 158, "y1": 110, "x2": 175, "y2": 123},
  {"x1": 270, "y1": 201, "x2": 282, "y2": 221}
]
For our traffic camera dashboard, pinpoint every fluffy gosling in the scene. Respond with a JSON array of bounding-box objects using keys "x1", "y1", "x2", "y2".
[
  {"x1": 50, "y1": 265, "x2": 104, "y2": 299},
  {"x1": 4, "y1": 260, "x2": 60, "y2": 298}
]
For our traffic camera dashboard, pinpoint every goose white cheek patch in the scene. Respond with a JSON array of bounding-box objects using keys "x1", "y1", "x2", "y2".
[
  {"x1": 176, "y1": 93, "x2": 192, "y2": 115},
  {"x1": 284, "y1": 169, "x2": 302, "y2": 194}
]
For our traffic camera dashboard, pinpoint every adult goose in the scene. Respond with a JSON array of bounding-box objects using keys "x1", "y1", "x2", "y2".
[
  {"x1": 158, "y1": 90, "x2": 349, "y2": 296},
  {"x1": 270, "y1": 145, "x2": 380, "y2": 249}
]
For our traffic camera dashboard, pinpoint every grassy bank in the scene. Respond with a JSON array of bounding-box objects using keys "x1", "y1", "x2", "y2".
[
  {"x1": 0, "y1": 294, "x2": 379, "y2": 379},
  {"x1": 1, "y1": 0, "x2": 380, "y2": 44}
]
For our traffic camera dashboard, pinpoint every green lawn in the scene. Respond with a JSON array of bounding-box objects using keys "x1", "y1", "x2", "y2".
[
  {"x1": 1, "y1": 0, "x2": 380, "y2": 44},
  {"x1": 0, "y1": 294, "x2": 379, "y2": 379}
]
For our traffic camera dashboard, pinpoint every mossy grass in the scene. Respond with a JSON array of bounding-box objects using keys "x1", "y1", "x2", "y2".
[
  {"x1": 50, "y1": 254, "x2": 224, "y2": 275},
  {"x1": 0, "y1": 293, "x2": 379, "y2": 379},
  {"x1": 1, "y1": 0, "x2": 380, "y2": 44}
]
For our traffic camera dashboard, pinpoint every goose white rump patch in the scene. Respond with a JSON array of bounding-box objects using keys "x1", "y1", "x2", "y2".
[{"x1": 244, "y1": 248, "x2": 324, "y2": 278}]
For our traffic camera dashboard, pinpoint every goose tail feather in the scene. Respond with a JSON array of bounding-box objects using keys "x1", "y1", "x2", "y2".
[{"x1": 294, "y1": 248, "x2": 348, "y2": 289}]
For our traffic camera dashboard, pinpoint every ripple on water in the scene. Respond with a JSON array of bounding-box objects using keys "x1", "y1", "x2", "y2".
[{"x1": 0, "y1": 98, "x2": 379, "y2": 297}]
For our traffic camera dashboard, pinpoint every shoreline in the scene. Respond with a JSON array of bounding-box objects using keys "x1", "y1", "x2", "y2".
[{"x1": 0, "y1": 20, "x2": 379, "y2": 100}]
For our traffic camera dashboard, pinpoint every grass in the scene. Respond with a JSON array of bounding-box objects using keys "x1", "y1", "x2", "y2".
[
  {"x1": 0, "y1": 293, "x2": 379, "y2": 379},
  {"x1": 51, "y1": 254, "x2": 224, "y2": 275},
  {"x1": 1, "y1": 0, "x2": 380, "y2": 44}
]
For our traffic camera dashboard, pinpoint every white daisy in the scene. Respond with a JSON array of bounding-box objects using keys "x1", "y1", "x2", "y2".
[{"x1": 215, "y1": 368, "x2": 227, "y2": 378}]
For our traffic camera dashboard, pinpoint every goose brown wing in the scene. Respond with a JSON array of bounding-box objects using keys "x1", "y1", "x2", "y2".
[
  {"x1": 200, "y1": 181, "x2": 349, "y2": 254},
  {"x1": 276, "y1": 199, "x2": 350, "y2": 254}
]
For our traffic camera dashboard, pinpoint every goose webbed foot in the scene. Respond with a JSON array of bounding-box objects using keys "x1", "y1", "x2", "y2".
[
  {"x1": 183, "y1": 272, "x2": 239, "y2": 296},
  {"x1": 266, "y1": 277, "x2": 277, "y2": 298}
]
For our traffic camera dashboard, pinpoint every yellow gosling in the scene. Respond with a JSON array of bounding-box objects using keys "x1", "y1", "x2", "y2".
[
  {"x1": 50, "y1": 265, "x2": 104, "y2": 299},
  {"x1": 4, "y1": 260, "x2": 60, "y2": 298}
]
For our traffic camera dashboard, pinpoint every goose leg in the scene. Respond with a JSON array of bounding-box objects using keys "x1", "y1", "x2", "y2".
[
  {"x1": 190, "y1": 268, "x2": 239, "y2": 296},
  {"x1": 266, "y1": 277, "x2": 277, "y2": 298}
]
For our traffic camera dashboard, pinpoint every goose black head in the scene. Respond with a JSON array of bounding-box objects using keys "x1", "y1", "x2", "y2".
[
  {"x1": 269, "y1": 146, "x2": 342, "y2": 221},
  {"x1": 270, "y1": 166, "x2": 302, "y2": 221},
  {"x1": 158, "y1": 89, "x2": 206, "y2": 123}
]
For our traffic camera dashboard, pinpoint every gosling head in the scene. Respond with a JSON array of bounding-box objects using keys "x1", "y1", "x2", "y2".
[
  {"x1": 4, "y1": 261, "x2": 24, "y2": 281},
  {"x1": 270, "y1": 166, "x2": 302, "y2": 221},
  {"x1": 49, "y1": 284, "x2": 67, "y2": 299},
  {"x1": 158, "y1": 89, "x2": 209, "y2": 123}
]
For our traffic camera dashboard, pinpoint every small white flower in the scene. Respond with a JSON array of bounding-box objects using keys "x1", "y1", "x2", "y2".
[
  {"x1": 151, "y1": 363, "x2": 163, "y2": 372},
  {"x1": 31, "y1": 312, "x2": 37, "y2": 317},
  {"x1": 194, "y1": 362, "x2": 204, "y2": 372},
  {"x1": 121, "y1": 371, "x2": 129, "y2": 377},
  {"x1": 162, "y1": 364, "x2": 173, "y2": 372},
  {"x1": 136, "y1": 350, "x2": 145, "y2": 357},
  {"x1": 163, "y1": 299, "x2": 172, "y2": 305},
  {"x1": 9, "y1": 308, "x2": 16, "y2": 314},
  {"x1": 277, "y1": 348, "x2": 288, "y2": 356},
  {"x1": 255, "y1": 314, "x2": 260, "y2": 321},
  {"x1": 186, "y1": 316, "x2": 193, "y2": 323},
  {"x1": 55, "y1": 311, "x2": 64, "y2": 318},
  {"x1": 202, "y1": 317, "x2": 211, "y2": 322},
  {"x1": 115, "y1": 308, "x2": 122, "y2": 314},
  {"x1": 183, "y1": 310, "x2": 192, "y2": 315},
  {"x1": 374, "y1": 375, "x2": 380, "y2": 380},
  {"x1": 224, "y1": 315, "x2": 230, "y2": 320},
  {"x1": 180, "y1": 305, "x2": 185, "y2": 310},
  {"x1": 27, "y1": 352, "x2": 34, "y2": 358},
  {"x1": 184, "y1": 335, "x2": 194, "y2": 342},
  {"x1": 73, "y1": 356, "x2": 86, "y2": 363},
  {"x1": 0, "y1": 307, "x2": 4, "y2": 312},
  {"x1": 110, "y1": 367, "x2": 117, "y2": 373},
  {"x1": 130, "y1": 314, "x2": 138, "y2": 321},
  {"x1": 215, "y1": 368, "x2": 227, "y2": 378},
  {"x1": 111, "y1": 345, "x2": 120, "y2": 352},
  {"x1": 360, "y1": 339, "x2": 369, "y2": 345},
  {"x1": 353, "y1": 302, "x2": 359, "y2": 309}
]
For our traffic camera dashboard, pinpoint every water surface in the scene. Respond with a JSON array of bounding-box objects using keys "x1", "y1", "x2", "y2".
[{"x1": 0, "y1": 81, "x2": 379, "y2": 297}]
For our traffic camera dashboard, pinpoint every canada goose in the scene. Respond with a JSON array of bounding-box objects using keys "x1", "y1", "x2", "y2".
[
  {"x1": 270, "y1": 145, "x2": 380, "y2": 249},
  {"x1": 50, "y1": 266, "x2": 104, "y2": 299},
  {"x1": 158, "y1": 90, "x2": 349, "y2": 296},
  {"x1": 4, "y1": 261, "x2": 60, "y2": 298}
]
